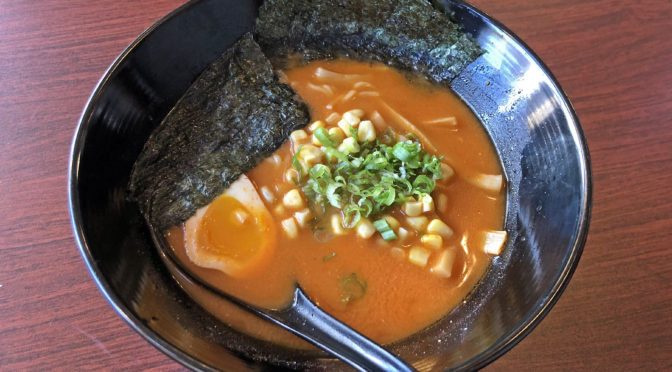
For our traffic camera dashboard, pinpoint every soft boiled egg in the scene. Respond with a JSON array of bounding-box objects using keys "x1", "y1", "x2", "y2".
[{"x1": 184, "y1": 174, "x2": 276, "y2": 278}]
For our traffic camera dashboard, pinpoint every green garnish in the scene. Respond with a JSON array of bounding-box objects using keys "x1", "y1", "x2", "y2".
[
  {"x1": 322, "y1": 252, "x2": 337, "y2": 262},
  {"x1": 339, "y1": 137, "x2": 360, "y2": 155},
  {"x1": 298, "y1": 135, "x2": 443, "y2": 228},
  {"x1": 373, "y1": 218, "x2": 398, "y2": 241},
  {"x1": 325, "y1": 147, "x2": 348, "y2": 163},
  {"x1": 340, "y1": 273, "x2": 367, "y2": 304},
  {"x1": 314, "y1": 127, "x2": 335, "y2": 147},
  {"x1": 292, "y1": 145, "x2": 304, "y2": 181}
]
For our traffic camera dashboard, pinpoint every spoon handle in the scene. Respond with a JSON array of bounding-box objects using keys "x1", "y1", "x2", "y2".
[
  {"x1": 153, "y1": 231, "x2": 414, "y2": 371},
  {"x1": 270, "y1": 288, "x2": 416, "y2": 372}
]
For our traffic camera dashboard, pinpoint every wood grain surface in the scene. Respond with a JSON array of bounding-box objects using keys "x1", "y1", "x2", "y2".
[{"x1": 1, "y1": 0, "x2": 670, "y2": 371}]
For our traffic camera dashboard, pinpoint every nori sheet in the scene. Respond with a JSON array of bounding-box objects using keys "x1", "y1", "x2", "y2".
[
  {"x1": 254, "y1": 0, "x2": 483, "y2": 85},
  {"x1": 129, "y1": 34, "x2": 310, "y2": 229}
]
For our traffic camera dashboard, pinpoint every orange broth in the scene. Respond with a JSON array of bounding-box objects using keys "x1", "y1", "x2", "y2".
[{"x1": 166, "y1": 59, "x2": 505, "y2": 346}]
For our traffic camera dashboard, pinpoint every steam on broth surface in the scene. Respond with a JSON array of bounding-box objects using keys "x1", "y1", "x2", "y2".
[{"x1": 166, "y1": 59, "x2": 506, "y2": 345}]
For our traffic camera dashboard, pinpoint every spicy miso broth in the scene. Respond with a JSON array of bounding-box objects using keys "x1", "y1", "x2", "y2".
[{"x1": 166, "y1": 60, "x2": 506, "y2": 345}]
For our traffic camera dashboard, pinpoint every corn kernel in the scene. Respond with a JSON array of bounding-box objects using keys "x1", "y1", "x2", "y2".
[
  {"x1": 260, "y1": 186, "x2": 275, "y2": 203},
  {"x1": 357, "y1": 120, "x2": 376, "y2": 142},
  {"x1": 289, "y1": 129, "x2": 308, "y2": 143},
  {"x1": 483, "y1": 230, "x2": 507, "y2": 255},
  {"x1": 356, "y1": 218, "x2": 376, "y2": 239},
  {"x1": 281, "y1": 217, "x2": 298, "y2": 239},
  {"x1": 402, "y1": 200, "x2": 423, "y2": 217},
  {"x1": 421, "y1": 195, "x2": 434, "y2": 212},
  {"x1": 338, "y1": 137, "x2": 360, "y2": 155},
  {"x1": 431, "y1": 249, "x2": 457, "y2": 278},
  {"x1": 283, "y1": 189, "x2": 304, "y2": 209},
  {"x1": 331, "y1": 214, "x2": 347, "y2": 235},
  {"x1": 294, "y1": 209, "x2": 312, "y2": 228},
  {"x1": 382, "y1": 215, "x2": 400, "y2": 230},
  {"x1": 312, "y1": 133, "x2": 323, "y2": 146},
  {"x1": 406, "y1": 216, "x2": 429, "y2": 231},
  {"x1": 427, "y1": 219, "x2": 454, "y2": 239},
  {"x1": 397, "y1": 227, "x2": 411, "y2": 241},
  {"x1": 420, "y1": 234, "x2": 443, "y2": 250},
  {"x1": 345, "y1": 109, "x2": 365, "y2": 118},
  {"x1": 337, "y1": 119, "x2": 354, "y2": 136},
  {"x1": 298, "y1": 145, "x2": 324, "y2": 168},
  {"x1": 408, "y1": 246, "x2": 431, "y2": 267},
  {"x1": 285, "y1": 168, "x2": 299, "y2": 183},
  {"x1": 328, "y1": 127, "x2": 346, "y2": 144},
  {"x1": 342, "y1": 111, "x2": 362, "y2": 126},
  {"x1": 307, "y1": 120, "x2": 325, "y2": 132}
]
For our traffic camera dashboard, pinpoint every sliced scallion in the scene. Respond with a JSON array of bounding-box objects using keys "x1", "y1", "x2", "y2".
[
  {"x1": 314, "y1": 127, "x2": 335, "y2": 147},
  {"x1": 373, "y1": 218, "x2": 398, "y2": 241},
  {"x1": 295, "y1": 125, "x2": 442, "y2": 229},
  {"x1": 292, "y1": 145, "x2": 304, "y2": 180}
]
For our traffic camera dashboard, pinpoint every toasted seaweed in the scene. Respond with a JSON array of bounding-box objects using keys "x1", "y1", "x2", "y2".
[
  {"x1": 254, "y1": 0, "x2": 483, "y2": 85},
  {"x1": 131, "y1": 1, "x2": 483, "y2": 229},
  {"x1": 129, "y1": 34, "x2": 310, "y2": 229}
]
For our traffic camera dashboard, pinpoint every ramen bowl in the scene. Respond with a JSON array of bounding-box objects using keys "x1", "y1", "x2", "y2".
[{"x1": 69, "y1": 0, "x2": 591, "y2": 370}]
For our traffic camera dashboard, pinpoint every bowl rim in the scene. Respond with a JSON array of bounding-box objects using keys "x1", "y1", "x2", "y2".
[
  {"x1": 68, "y1": 1, "x2": 223, "y2": 371},
  {"x1": 447, "y1": 1, "x2": 592, "y2": 370},
  {"x1": 68, "y1": 0, "x2": 592, "y2": 370}
]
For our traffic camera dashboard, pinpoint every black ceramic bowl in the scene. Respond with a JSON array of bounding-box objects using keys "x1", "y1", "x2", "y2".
[{"x1": 69, "y1": 0, "x2": 591, "y2": 370}]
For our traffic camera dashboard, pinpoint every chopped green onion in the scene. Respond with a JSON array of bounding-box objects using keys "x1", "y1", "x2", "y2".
[
  {"x1": 314, "y1": 127, "x2": 335, "y2": 147},
  {"x1": 294, "y1": 124, "x2": 442, "y2": 231},
  {"x1": 326, "y1": 181, "x2": 345, "y2": 208},
  {"x1": 340, "y1": 273, "x2": 367, "y2": 304},
  {"x1": 412, "y1": 175, "x2": 435, "y2": 195},
  {"x1": 357, "y1": 198, "x2": 374, "y2": 217},
  {"x1": 338, "y1": 137, "x2": 359, "y2": 155},
  {"x1": 373, "y1": 218, "x2": 398, "y2": 241},
  {"x1": 324, "y1": 147, "x2": 348, "y2": 163},
  {"x1": 323, "y1": 252, "x2": 337, "y2": 262},
  {"x1": 308, "y1": 164, "x2": 331, "y2": 194},
  {"x1": 342, "y1": 205, "x2": 361, "y2": 228},
  {"x1": 392, "y1": 142, "x2": 412, "y2": 161},
  {"x1": 292, "y1": 145, "x2": 304, "y2": 180},
  {"x1": 381, "y1": 230, "x2": 397, "y2": 241},
  {"x1": 372, "y1": 184, "x2": 396, "y2": 207}
]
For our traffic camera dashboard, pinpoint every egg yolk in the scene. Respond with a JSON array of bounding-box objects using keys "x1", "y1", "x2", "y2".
[
  {"x1": 200, "y1": 195, "x2": 264, "y2": 261},
  {"x1": 184, "y1": 175, "x2": 276, "y2": 278}
]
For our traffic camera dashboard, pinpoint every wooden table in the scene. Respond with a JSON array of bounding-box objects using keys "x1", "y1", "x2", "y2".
[{"x1": 1, "y1": 0, "x2": 670, "y2": 370}]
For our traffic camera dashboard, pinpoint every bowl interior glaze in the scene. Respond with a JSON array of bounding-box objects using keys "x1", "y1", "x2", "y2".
[{"x1": 69, "y1": 0, "x2": 591, "y2": 370}]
